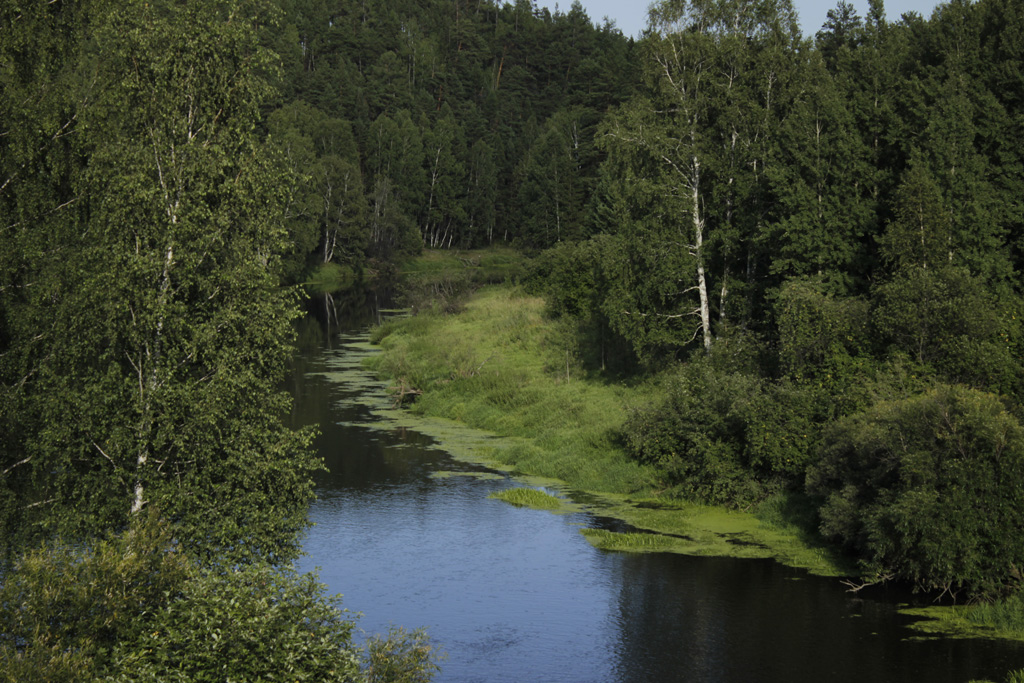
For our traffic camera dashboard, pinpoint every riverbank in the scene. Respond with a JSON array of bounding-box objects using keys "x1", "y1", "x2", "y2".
[
  {"x1": 365, "y1": 280, "x2": 1024, "y2": 645},
  {"x1": 366, "y1": 283, "x2": 850, "y2": 576}
]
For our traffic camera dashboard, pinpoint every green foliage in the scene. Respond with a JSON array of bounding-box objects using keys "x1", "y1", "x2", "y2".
[
  {"x1": 1, "y1": 514, "x2": 439, "y2": 683},
  {"x1": 962, "y1": 592, "x2": 1024, "y2": 640},
  {"x1": 267, "y1": 100, "x2": 369, "y2": 282},
  {"x1": 368, "y1": 287, "x2": 656, "y2": 494},
  {"x1": 105, "y1": 565, "x2": 362, "y2": 683},
  {"x1": 396, "y1": 248, "x2": 527, "y2": 314},
  {"x1": 809, "y1": 383, "x2": 1024, "y2": 597},
  {"x1": 623, "y1": 361, "x2": 823, "y2": 506},
  {"x1": 877, "y1": 158, "x2": 951, "y2": 272},
  {"x1": 527, "y1": 238, "x2": 607, "y2": 320},
  {"x1": 968, "y1": 670, "x2": 1024, "y2": 683},
  {"x1": 0, "y1": 0, "x2": 322, "y2": 564},
  {"x1": 873, "y1": 265, "x2": 1023, "y2": 394},
  {"x1": 0, "y1": 513, "x2": 192, "y2": 681},
  {"x1": 580, "y1": 529, "x2": 679, "y2": 553},
  {"x1": 526, "y1": 237, "x2": 637, "y2": 375},
  {"x1": 363, "y1": 627, "x2": 443, "y2": 683},
  {"x1": 776, "y1": 277, "x2": 872, "y2": 379}
]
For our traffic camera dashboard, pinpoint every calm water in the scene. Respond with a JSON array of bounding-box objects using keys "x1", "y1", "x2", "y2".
[{"x1": 290, "y1": 306, "x2": 1024, "y2": 683}]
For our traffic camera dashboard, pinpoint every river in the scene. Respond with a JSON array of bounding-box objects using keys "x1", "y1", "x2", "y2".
[{"x1": 289, "y1": 300, "x2": 1024, "y2": 683}]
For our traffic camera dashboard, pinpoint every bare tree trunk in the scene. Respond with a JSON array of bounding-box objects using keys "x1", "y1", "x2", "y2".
[{"x1": 691, "y1": 158, "x2": 712, "y2": 353}]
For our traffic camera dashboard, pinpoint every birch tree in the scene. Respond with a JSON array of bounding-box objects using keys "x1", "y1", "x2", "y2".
[
  {"x1": 1, "y1": 0, "x2": 320, "y2": 562},
  {"x1": 599, "y1": 0, "x2": 799, "y2": 357}
]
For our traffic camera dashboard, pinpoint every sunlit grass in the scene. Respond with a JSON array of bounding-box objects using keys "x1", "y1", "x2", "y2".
[
  {"x1": 898, "y1": 591, "x2": 1024, "y2": 644},
  {"x1": 580, "y1": 529, "x2": 679, "y2": 553},
  {"x1": 366, "y1": 285, "x2": 653, "y2": 494},
  {"x1": 430, "y1": 471, "x2": 505, "y2": 481},
  {"x1": 488, "y1": 488, "x2": 564, "y2": 510},
  {"x1": 398, "y1": 247, "x2": 526, "y2": 283}
]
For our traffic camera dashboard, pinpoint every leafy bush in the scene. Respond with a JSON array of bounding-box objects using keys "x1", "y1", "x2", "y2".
[
  {"x1": 106, "y1": 565, "x2": 362, "y2": 683},
  {"x1": 873, "y1": 266, "x2": 1023, "y2": 394},
  {"x1": 0, "y1": 514, "x2": 192, "y2": 682},
  {"x1": 775, "y1": 276, "x2": 871, "y2": 379},
  {"x1": 0, "y1": 514, "x2": 441, "y2": 683},
  {"x1": 623, "y1": 362, "x2": 823, "y2": 506},
  {"x1": 808, "y1": 383, "x2": 1024, "y2": 597},
  {"x1": 363, "y1": 627, "x2": 443, "y2": 683}
]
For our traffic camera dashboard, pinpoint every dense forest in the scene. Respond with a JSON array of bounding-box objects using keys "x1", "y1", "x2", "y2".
[
  {"x1": 536, "y1": 0, "x2": 1024, "y2": 603},
  {"x1": 3, "y1": 0, "x2": 1024, "y2": 677}
]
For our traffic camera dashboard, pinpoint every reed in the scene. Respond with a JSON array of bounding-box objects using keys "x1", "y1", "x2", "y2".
[
  {"x1": 580, "y1": 529, "x2": 678, "y2": 553},
  {"x1": 962, "y1": 593, "x2": 1024, "y2": 639},
  {"x1": 489, "y1": 488, "x2": 564, "y2": 510}
]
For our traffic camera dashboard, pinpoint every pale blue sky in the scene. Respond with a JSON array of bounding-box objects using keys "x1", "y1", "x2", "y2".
[{"x1": 535, "y1": 0, "x2": 946, "y2": 39}]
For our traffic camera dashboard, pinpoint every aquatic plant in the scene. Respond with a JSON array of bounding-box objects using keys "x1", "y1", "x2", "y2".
[{"x1": 489, "y1": 488, "x2": 564, "y2": 510}]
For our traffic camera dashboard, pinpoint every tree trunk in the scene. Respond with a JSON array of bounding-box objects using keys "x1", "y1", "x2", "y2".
[{"x1": 692, "y1": 158, "x2": 712, "y2": 353}]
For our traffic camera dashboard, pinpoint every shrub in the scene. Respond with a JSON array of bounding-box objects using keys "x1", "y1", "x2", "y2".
[
  {"x1": 623, "y1": 362, "x2": 823, "y2": 506},
  {"x1": 808, "y1": 383, "x2": 1024, "y2": 597}
]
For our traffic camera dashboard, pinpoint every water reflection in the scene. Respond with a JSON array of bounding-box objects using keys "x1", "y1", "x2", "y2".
[{"x1": 291, "y1": 310, "x2": 1024, "y2": 683}]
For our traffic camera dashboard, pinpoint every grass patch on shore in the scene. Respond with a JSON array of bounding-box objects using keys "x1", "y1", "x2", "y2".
[
  {"x1": 489, "y1": 488, "x2": 565, "y2": 510},
  {"x1": 396, "y1": 248, "x2": 527, "y2": 314},
  {"x1": 904, "y1": 593, "x2": 1024, "y2": 642},
  {"x1": 430, "y1": 471, "x2": 505, "y2": 481},
  {"x1": 398, "y1": 248, "x2": 525, "y2": 284},
  {"x1": 962, "y1": 593, "x2": 1024, "y2": 638},
  {"x1": 366, "y1": 285, "x2": 654, "y2": 495}
]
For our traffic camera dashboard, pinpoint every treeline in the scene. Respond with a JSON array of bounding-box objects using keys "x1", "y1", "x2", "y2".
[
  {"x1": 267, "y1": 0, "x2": 638, "y2": 279},
  {"x1": 529, "y1": 0, "x2": 1024, "y2": 600},
  {"x1": 0, "y1": 1, "x2": 436, "y2": 679}
]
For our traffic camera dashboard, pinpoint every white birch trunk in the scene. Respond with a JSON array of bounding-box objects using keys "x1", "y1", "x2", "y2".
[{"x1": 691, "y1": 157, "x2": 712, "y2": 353}]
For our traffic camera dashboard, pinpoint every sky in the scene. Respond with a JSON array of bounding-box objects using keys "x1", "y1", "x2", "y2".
[{"x1": 534, "y1": 1, "x2": 945, "y2": 39}]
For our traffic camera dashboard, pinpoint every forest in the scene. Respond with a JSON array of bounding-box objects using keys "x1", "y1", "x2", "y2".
[{"x1": 3, "y1": 0, "x2": 1024, "y2": 678}]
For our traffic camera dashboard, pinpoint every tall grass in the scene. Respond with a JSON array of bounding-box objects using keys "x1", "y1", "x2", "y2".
[
  {"x1": 367, "y1": 285, "x2": 655, "y2": 494},
  {"x1": 396, "y1": 248, "x2": 527, "y2": 313},
  {"x1": 962, "y1": 593, "x2": 1024, "y2": 639},
  {"x1": 488, "y1": 488, "x2": 564, "y2": 510}
]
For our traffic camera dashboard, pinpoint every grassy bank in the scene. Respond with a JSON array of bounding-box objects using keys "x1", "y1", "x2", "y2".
[
  {"x1": 365, "y1": 284, "x2": 851, "y2": 577},
  {"x1": 365, "y1": 283, "x2": 1024, "y2": 641}
]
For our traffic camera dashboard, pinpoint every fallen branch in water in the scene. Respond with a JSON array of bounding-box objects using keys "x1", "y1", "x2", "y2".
[
  {"x1": 841, "y1": 573, "x2": 894, "y2": 593},
  {"x1": 390, "y1": 377, "x2": 423, "y2": 407}
]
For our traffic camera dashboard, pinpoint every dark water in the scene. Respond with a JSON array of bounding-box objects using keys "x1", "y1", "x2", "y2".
[{"x1": 290, "y1": 305, "x2": 1024, "y2": 683}]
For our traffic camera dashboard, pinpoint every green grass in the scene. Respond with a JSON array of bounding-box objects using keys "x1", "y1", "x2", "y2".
[
  {"x1": 364, "y1": 283, "x2": 853, "y2": 577},
  {"x1": 303, "y1": 262, "x2": 357, "y2": 294},
  {"x1": 398, "y1": 247, "x2": 526, "y2": 284},
  {"x1": 395, "y1": 248, "x2": 527, "y2": 314},
  {"x1": 488, "y1": 488, "x2": 565, "y2": 510},
  {"x1": 581, "y1": 529, "x2": 680, "y2": 553},
  {"x1": 960, "y1": 593, "x2": 1024, "y2": 639},
  {"x1": 430, "y1": 471, "x2": 505, "y2": 481},
  {"x1": 897, "y1": 591, "x2": 1024, "y2": 644},
  {"x1": 367, "y1": 285, "x2": 651, "y2": 494}
]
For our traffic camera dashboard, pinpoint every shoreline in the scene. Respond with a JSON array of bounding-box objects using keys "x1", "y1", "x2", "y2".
[{"x1": 360, "y1": 281, "x2": 1024, "y2": 644}]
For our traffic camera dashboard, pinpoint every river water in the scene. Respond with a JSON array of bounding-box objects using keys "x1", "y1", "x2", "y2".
[{"x1": 289, "y1": 304, "x2": 1024, "y2": 683}]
